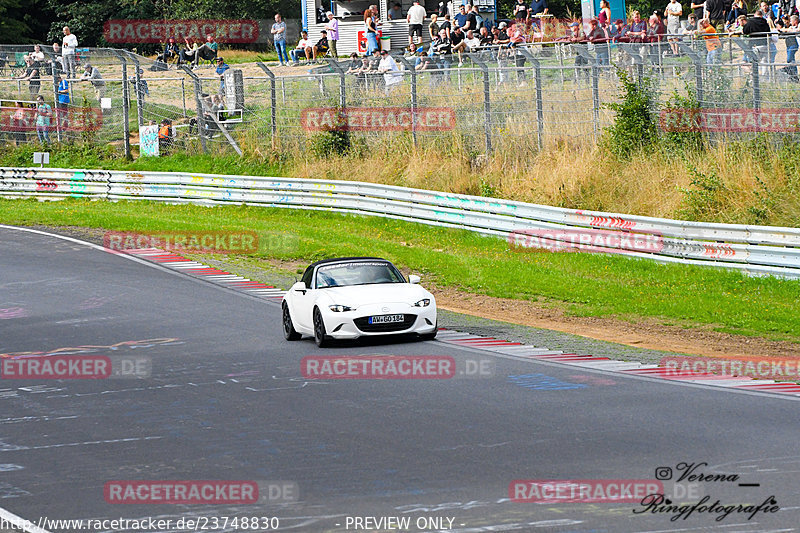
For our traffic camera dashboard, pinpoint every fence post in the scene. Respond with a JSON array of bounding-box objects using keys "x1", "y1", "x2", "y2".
[
  {"x1": 125, "y1": 52, "x2": 144, "y2": 128},
  {"x1": 256, "y1": 62, "x2": 278, "y2": 148},
  {"x1": 110, "y1": 50, "x2": 131, "y2": 159},
  {"x1": 470, "y1": 54, "x2": 492, "y2": 156},
  {"x1": 752, "y1": 57, "x2": 761, "y2": 111},
  {"x1": 180, "y1": 65, "x2": 208, "y2": 153},
  {"x1": 181, "y1": 78, "x2": 187, "y2": 118},
  {"x1": 591, "y1": 64, "x2": 600, "y2": 143},
  {"x1": 326, "y1": 58, "x2": 347, "y2": 110},
  {"x1": 51, "y1": 60, "x2": 63, "y2": 144},
  {"x1": 397, "y1": 55, "x2": 418, "y2": 147},
  {"x1": 520, "y1": 48, "x2": 543, "y2": 151}
]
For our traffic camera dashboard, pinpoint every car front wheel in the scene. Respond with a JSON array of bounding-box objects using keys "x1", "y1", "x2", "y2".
[
  {"x1": 282, "y1": 302, "x2": 301, "y2": 341},
  {"x1": 313, "y1": 307, "x2": 330, "y2": 348}
]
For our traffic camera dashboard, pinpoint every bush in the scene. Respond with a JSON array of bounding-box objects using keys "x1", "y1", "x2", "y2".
[{"x1": 602, "y1": 70, "x2": 658, "y2": 159}]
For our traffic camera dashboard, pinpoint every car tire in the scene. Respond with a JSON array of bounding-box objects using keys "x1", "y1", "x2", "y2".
[
  {"x1": 418, "y1": 321, "x2": 438, "y2": 341},
  {"x1": 313, "y1": 307, "x2": 330, "y2": 348},
  {"x1": 282, "y1": 302, "x2": 301, "y2": 341}
]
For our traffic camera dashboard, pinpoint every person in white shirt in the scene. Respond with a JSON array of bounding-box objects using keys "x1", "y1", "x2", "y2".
[
  {"x1": 60, "y1": 26, "x2": 78, "y2": 79},
  {"x1": 377, "y1": 50, "x2": 402, "y2": 94},
  {"x1": 407, "y1": 0, "x2": 427, "y2": 45},
  {"x1": 464, "y1": 30, "x2": 481, "y2": 50},
  {"x1": 291, "y1": 31, "x2": 311, "y2": 65},
  {"x1": 665, "y1": 0, "x2": 683, "y2": 55}
]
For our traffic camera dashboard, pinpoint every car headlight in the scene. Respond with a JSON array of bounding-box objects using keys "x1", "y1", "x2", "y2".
[
  {"x1": 413, "y1": 299, "x2": 431, "y2": 307},
  {"x1": 329, "y1": 304, "x2": 352, "y2": 312}
]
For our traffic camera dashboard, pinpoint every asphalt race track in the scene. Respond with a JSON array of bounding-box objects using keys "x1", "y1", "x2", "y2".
[{"x1": 1, "y1": 225, "x2": 800, "y2": 533}]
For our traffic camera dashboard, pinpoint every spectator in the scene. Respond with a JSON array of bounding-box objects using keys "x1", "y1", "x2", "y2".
[
  {"x1": 60, "y1": 26, "x2": 78, "y2": 79},
  {"x1": 587, "y1": 19, "x2": 610, "y2": 65},
  {"x1": 705, "y1": 0, "x2": 728, "y2": 32},
  {"x1": 780, "y1": 15, "x2": 799, "y2": 79},
  {"x1": 646, "y1": 13, "x2": 667, "y2": 42},
  {"x1": 129, "y1": 68, "x2": 149, "y2": 101},
  {"x1": 326, "y1": 12, "x2": 340, "y2": 57},
  {"x1": 700, "y1": 18, "x2": 721, "y2": 62},
  {"x1": 440, "y1": 13, "x2": 452, "y2": 38},
  {"x1": 598, "y1": 0, "x2": 612, "y2": 27},
  {"x1": 56, "y1": 74, "x2": 69, "y2": 129},
  {"x1": 760, "y1": 2, "x2": 779, "y2": 62},
  {"x1": 628, "y1": 11, "x2": 648, "y2": 42},
  {"x1": 465, "y1": 5, "x2": 479, "y2": 32},
  {"x1": 495, "y1": 21, "x2": 511, "y2": 45},
  {"x1": 455, "y1": 4, "x2": 469, "y2": 29},
  {"x1": 365, "y1": 5, "x2": 380, "y2": 55},
  {"x1": 744, "y1": 9, "x2": 774, "y2": 63},
  {"x1": 271, "y1": 14, "x2": 289, "y2": 66},
  {"x1": 16, "y1": 57, "x2": 41, "y2": 98},
  {"x1": 11, "y1": 101, "x2": 28, "y2": 146},
  {"x1": 727, "y1": 0, "x2": 748, "y2": 28},
  {"x1": 193, "y1": 34, "x2": 218, "y2": 67},
  {"x1": 215, "y1": 57, "x2": 229, "y2": 93},
  {"x1": 465, "y1": 29, "x2": 482, "y2": 50},
  {"x1": 432, "y1": 28, "x2": 452, "y2": 70},
  {"x1": 80, "y1": 63, "x2": 105, "y2": 101},
  {"x1": 429, "y1": 14, "x2": 440, "y2": 40},
  {"x1": 181, "y1": 39, "x2": 200, "y2": 65},
  {"x1": 683, "y1": 13, "x2": 699, "y2": 36},
  {"x1": 729, "y1": 13, "x2": 749, "y2": 34},
  {"x1": 665, "y1": 0, "x2": 683, "y2": 55},
  {"x1": 377, "y1": 50, "x2": 402, "y2": 93},
  {"x1": 451, "y1": 26, "x2": 467, "y2": 66},
  {"x1": 479, "y1": 26, "x2": 494, "y2": 45},
  {"x1": 158, "y1": 118, "x2": 173, "y2": 155},
  {"x1": 35, "y1": 95, "x2": 51, "y2": 143},
  {"x1": 530, "y1": 0, "x2": 548, "y2": 16},
  {"x1": 389, "y1": 3, "x2": 403, "y2": 20},
  {"x1": 25, "y1": 44, "x2": 45, "y2": 63},
  {"x1": 306, "y1": 30, "x2": 329, "y2": 62},
  {"x1": 158, "y1": 38, "x2": 180, "y2": 64},
  {"x1": 690, "y1": 1, "x2": 705, "y2": 21},
  {"x1": 51, "y1": 43, "x2": 63, "y2": 74},
  {"x1": 346, "y1": 52, "x2": 361, "y2": 73},
  {"x1": 612, "y1": 18, "x2": 631, "y2": 41},
  {"x1": 514, "y1": 0, "x2": 529, "y2": 21},
  {"x1": 291, "y1": 31, "x2": 311, "y2": 65},
  {"x1": 437, "y1": 1, "x2": 448, "y2": 17},
  {"x1": 407, "y1": 0, "x2": 427, "y2": 46}
]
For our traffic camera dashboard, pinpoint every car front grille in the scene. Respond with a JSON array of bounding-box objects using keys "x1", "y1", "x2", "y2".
[{"x1": 354, "y1": 314, "x2": 417, "y2": 333}]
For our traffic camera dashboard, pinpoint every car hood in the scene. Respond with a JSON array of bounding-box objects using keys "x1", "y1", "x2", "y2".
[{"x1": 320, "y1": 283, "x2": 432, "y2": 308}]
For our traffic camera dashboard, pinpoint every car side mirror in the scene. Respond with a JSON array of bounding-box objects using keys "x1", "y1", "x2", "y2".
[
  {"x1": 409, "y1": 274, "x2": 421, "y2": 284},
  {"x1": 291, "y1": 281, "x2": 308, "y2": 294}
]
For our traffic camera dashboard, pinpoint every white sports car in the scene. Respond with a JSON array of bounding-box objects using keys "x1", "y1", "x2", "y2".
[{"x1": 281, "y1": 257, "x2": 437, "y2": 347}]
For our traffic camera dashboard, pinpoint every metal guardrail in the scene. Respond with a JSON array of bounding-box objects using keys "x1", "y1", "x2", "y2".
[{"x1": 2, "y1": 166, "x2": 800, "y2": 279}]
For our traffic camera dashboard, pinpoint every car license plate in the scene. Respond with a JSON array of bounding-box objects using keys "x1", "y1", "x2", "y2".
[{"x1": 368, "y1": 314, "x2": 404, "y2": 324}]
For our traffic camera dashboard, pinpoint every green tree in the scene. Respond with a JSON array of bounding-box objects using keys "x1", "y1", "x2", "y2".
[{"x1": 0, "y1": 0, "x2": 32, "y2": 43}]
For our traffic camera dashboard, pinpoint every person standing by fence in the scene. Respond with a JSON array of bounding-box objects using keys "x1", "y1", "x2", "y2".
[
  {"x1": 326, "y1": 12, "x2": 339, "y2": 58},
  {"x1": 35, "y1": 95, "x2": 51, "y2": 143},
  {"x1": 60, "y1": 26, "x2": 78, "y2": 79},
  {"x1": 271, "y1": 14, "x2": 289, "y2": 66},
  {"x1": 365, "y1": 5, "x2": 380, "y2": 55}
]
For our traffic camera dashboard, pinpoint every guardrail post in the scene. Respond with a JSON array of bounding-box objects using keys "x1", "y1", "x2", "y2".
[
  {"x1": 397, "y1": 55, "x2": 418, "y2": 147},
  {"x1": 752, "y1": 58, "x2": 761, "y2": 111},
  {"x1": 110, "y1": 50, "x2": 131, "y2": 159},
  {"x1": 180, "y1": 65, "x2": 208, "y2": 153},
  {"x1": 256, "y1": 62, "x2": 278, "y2": 148},
  {"x1": 470, "y1": 53, "x2": 492, "y2": 156},
  {"x1": 520, "y1": 48, "x2": 543, "y2": 151},
  {"x1": 125, "y1": 51, "x2": 144, "y2": 128}
]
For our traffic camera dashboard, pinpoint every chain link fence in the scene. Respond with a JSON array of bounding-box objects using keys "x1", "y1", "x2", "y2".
[{"x1": 2, "y1": 36, "x2": 799, "y2": 158}]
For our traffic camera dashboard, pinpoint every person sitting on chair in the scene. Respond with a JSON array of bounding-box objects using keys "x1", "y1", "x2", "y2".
[
  {"x1": 305, "y1": 30, "x2": 329, "y2": 62},
  {"x1": 193, "y1": 34, "x2": 218, "y2": 66},
  {"x1": 181, "y1": 38, "x2": 199, "y2": 65},
  {"x1": 158, "y1": 38, "x2": 180, "y2": 64}
]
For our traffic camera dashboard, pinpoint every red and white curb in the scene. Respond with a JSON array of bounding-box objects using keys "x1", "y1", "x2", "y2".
[
  {"x1": 122, "y1": 248, "x2": 286, "y2": 300},
  {"x1": 436, "y1": 330, "x2": 800, "y2": 397},
  {"x1": 121, "y1": 247, "x2": 800, "y2": 398}
]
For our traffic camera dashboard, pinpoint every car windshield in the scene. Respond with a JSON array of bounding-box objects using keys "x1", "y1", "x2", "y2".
[{"x1": 315, "y1": 262, "x2": 405, "y2": 288}]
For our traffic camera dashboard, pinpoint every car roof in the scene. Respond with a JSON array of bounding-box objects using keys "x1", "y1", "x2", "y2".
[{"x1": 308, "y1": 257, "x2": 390, "y2": 269}]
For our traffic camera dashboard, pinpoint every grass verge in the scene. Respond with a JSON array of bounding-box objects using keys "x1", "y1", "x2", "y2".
[{"x1": 2, "y1": 197, "x2": 799, "y2": 342}]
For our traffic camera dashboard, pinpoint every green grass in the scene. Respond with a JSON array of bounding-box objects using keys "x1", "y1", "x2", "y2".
[{"x1": 2, "y1": 197, "x2": 799, "y2": 342}]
